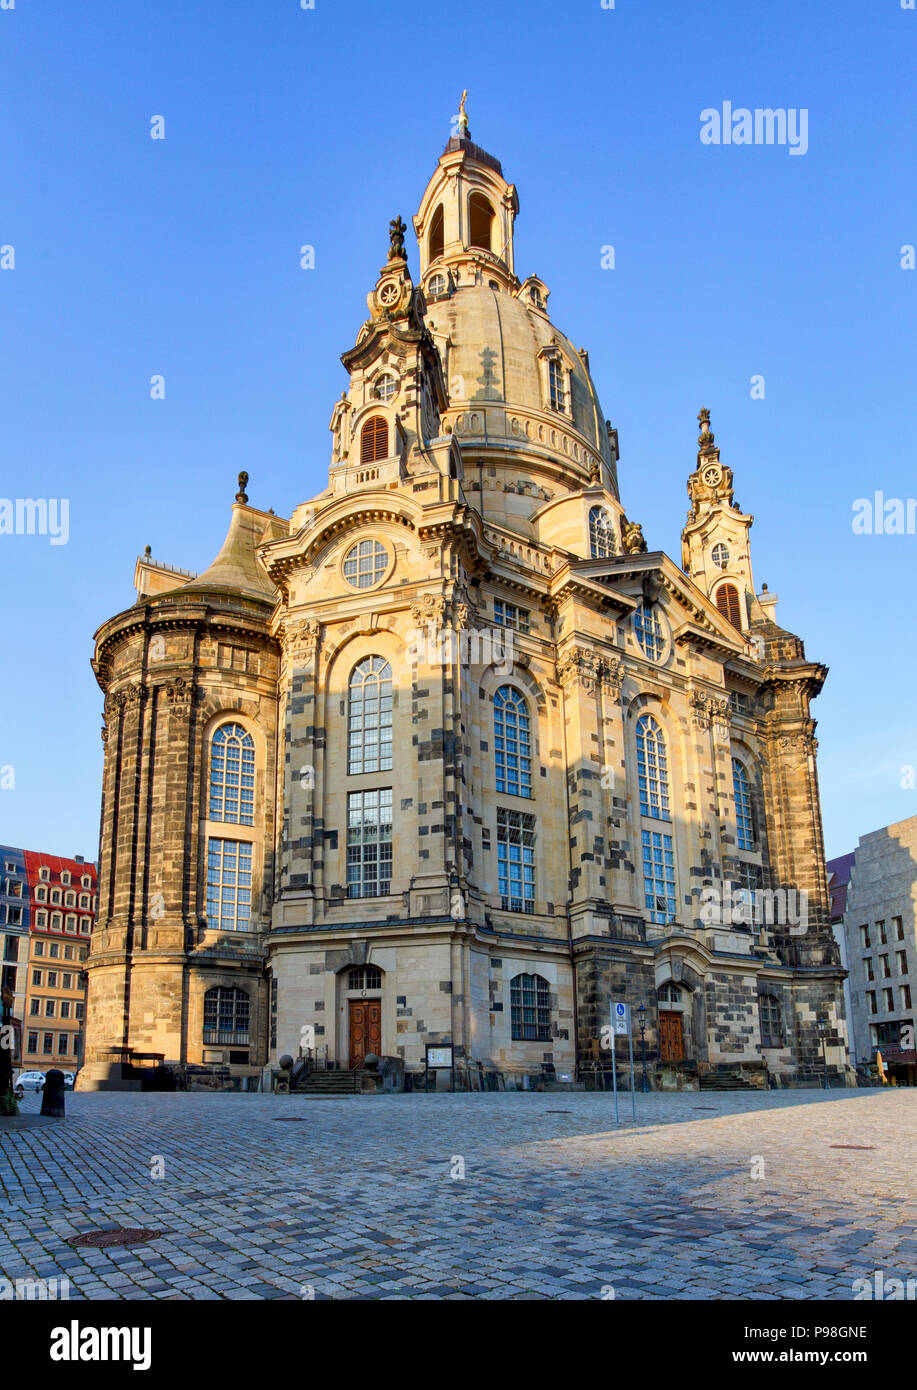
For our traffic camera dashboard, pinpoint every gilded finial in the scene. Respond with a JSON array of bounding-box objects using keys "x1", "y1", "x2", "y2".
[
  {"x1": 236, "y1": 471, "x2": 249, "y2": 504},
  {"x1": 697, "y1": 407, "x2": 714, "y2": 448},
  {"x1": 458, "y1": 89, "x2": 469, "y2": 139},
  {"x1": 388, "y1": 215, "x2": 407, "y2": 262}
]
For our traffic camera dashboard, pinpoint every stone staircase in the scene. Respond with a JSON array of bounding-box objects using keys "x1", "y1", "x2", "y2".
[
  {"x1": 698, "y1": 1068, "x2": 763, "y2": 1092},
  {"x1": 291, "y1": 1069, "x2": 364, "y2": 1096}
]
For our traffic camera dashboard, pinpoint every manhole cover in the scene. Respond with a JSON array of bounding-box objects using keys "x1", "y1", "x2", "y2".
[
  {"x1": 830, "y1": 1144, "x2": 875, "y2": 1150},
  {"x1": 68, "y1": 1228, "x2": 163, "y2": 1249}
]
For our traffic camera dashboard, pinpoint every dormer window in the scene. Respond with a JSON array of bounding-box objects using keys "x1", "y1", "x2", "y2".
[
  {"x1": 529, "y1": 286, "x2": 544, "y2": 309},
  {"x1": 61, "y1": 871, "x2": 71, "y2": 885},
  {"x1": 469, "y1": 193, "x2": 494, "y2": 251},
  {"x1": 588, "y1": 506, "x2": 615, "y2": 559},
  {"x1": 712, "y1": 543, "x2": 730, "y2": 569},
  {"x1": 373, "y1": 374, "x2": 398, "y2": 403},
  {"x1": 548, "y1": 359, "x2": 566, "y2": 412},
  {"x1": 39, "y1": 867, "x2": 50, "y2": 882}
]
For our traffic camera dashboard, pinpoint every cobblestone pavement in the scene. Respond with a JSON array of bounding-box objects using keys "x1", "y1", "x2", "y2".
[{"x1": 0, "y1": 1089, "x2": 913, "y2": 1300}]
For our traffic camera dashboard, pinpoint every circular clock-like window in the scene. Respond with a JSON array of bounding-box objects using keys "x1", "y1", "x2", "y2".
[
  {"x1": 343, "y1": 539, "x2": 389, "y2": 589},
  {"x1": 379, "y1": 282, "x2": 399, "y2": 306},
  {"x1": 702, "y1": 464, "x2": 722, "y2": 487},
  {"x1": 712, "y1": 542, "x2": 730, "y2": 569},
  {"x1": 374, "y1": 373, "x2": 398, "y2": 403}
]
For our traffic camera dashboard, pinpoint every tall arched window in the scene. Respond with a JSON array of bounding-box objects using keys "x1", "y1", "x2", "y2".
[
  {"x1": 732, "y1": 757, "x2": 754, "y2": 850},
  {"x1": 589, "y1": 506, "x2": 615, "y2": 558},
  {"x1": 510, "y1": 972, "x2": 551, "y2": 1041},
  {"x1": 209, "y1": 723, "x2": 255, "y2": 825},
  {"x1": 636, "y1": 715, "x2": 669, "y2": 820},
  {"x1": 361, "y1": 416, "x2": 388, "y2": 465},
  {"x1": 716, "y1": 583, "x2": 742, "y2": 630},
  {"x1": 203, "y1": 986, "x2": 250, "y2": 1045},
  {"x1": 349, "y1": 657, "x2": 393, "y2": 775},
  {"x1": 469, "y1": 193, "x2": 494, "y2": 251},
  {"x1": 494, "y1": 686, "x2": 532, "y2": 798},
  {"x1": 428, "y1": 203, "x2": 444, "y2": 262}
]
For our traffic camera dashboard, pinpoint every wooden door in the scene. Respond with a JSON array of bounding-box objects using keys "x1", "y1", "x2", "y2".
[
  {"x1": 658, "y1": 1010, "x2": 684, "y2": 1063},
  {"x1": 349, "y1": 999, "x2": 381, "y2": 1069}
]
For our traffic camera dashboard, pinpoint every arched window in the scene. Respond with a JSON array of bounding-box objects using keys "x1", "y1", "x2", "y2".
[
  {"x1": 711, "y1": 542, "x2": 729, "y2": 569},
  {"x1": 732, "y1": 757, "x2": 754, "y2": 850},
  {"x1": 203, "y1": 986, "x2": 250, "y2": 1045},
  {"x1": 209, "y1": 723, "x2": 255, "y2": 825},
  {"x1": 494, "y1": 686, "x2": 532, "y2": 798},
  {"x1": 361, "y1": 416, "x2": 388, "y2": 465},
  {"x1": 349, "y1": 658, "x2": 393, "y2": 775},
  {"x1": 427, "y1": 272, "x2": 447, "y2": 299},
  {"x1": 634, "y1": 602, "x2": 663, "y2": 661},
  {"x1": 658, "y1": 982, "x2": 682, "y2": 1004},
  {"x1": 510, "y1": 972, "x2": 551, "y2": 1041},
  {"x1": 429, "y1": 203, "x2": 444, "y2": 262},
  {"x1": 35, "y1": 910, "x2": 46, "y2": 928},
  {"x1": 716, "y1": 583, "x2": 742, "y2": 630},
  {"x1": 589, "y1": 505, "x2": 615, "y2": 558},
  {"x1": 636, "y1": 715, "x2": 670, "y2": 820},
  {"x1": 469, "y1": 193, "x2": 494, "y2": 251},
  {"x1": 759, "y1": 994, "x2": 783, "y2": 1048}
]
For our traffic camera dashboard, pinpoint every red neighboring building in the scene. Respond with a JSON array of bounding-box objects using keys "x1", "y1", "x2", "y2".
[{"x1": 21, "y1": 852, "x2": 97, "y2": 1073}]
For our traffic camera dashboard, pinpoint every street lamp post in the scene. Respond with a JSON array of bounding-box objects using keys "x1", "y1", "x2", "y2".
[
  {"x1": 637, "y1": 1001, "x2": 649, "y2": 1093},
  {"x1": 817, "y1": 1016, "x2": 829, "y2": 1090}
]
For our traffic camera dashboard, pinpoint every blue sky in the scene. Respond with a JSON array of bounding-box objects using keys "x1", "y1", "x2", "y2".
[{"x1": 0, "y1": 0, "x2": 915, "y2": 861}]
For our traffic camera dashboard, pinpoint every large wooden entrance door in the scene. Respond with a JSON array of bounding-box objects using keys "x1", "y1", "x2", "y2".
[
  {"x1": 658, "y1": 1011, "x2": 684, "y2": 1063},
  {"x1": 349, "y1": 999, "x2": 381, "y2": 1069}
]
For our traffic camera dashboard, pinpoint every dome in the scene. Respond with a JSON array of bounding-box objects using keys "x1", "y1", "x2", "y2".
[{"x1": 425, "y1": 282, "x2": 615, "y2": 493}]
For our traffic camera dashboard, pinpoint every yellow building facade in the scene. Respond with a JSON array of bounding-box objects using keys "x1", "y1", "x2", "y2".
[{"x1": 79, "y1": 120, "x2": 850, "y2": 1092}]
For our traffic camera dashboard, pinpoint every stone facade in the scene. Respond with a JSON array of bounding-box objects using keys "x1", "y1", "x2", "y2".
[
  {"x1": 830, "y1": 819, "x2": 917, "y2": 1081},
  {"x1": 79, "y1": 118, "x2": 850, "y2": 1092}
]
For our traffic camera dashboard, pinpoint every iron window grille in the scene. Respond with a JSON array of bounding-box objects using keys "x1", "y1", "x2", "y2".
[{"x1": 510, "y1": 972, "x2": 551, "y2": 1041}]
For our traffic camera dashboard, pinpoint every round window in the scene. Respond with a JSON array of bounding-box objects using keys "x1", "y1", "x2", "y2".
[
  {"x1": 374, "y1": 374, "x2": 398, "y2": 403},
  {"x1": 711, "y1": 543, "x2": 730, "y2": 570},
  {"x1": 343, "y1": 539, "x2": 389, "y2": 589}
]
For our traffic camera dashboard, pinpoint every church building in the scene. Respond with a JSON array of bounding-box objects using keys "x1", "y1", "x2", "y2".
[{"x1": 79, "y1": 111, "x2": 850, "y2": 1091}]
